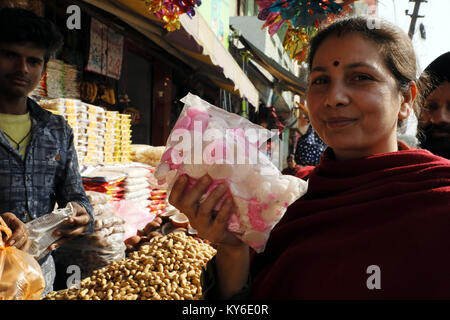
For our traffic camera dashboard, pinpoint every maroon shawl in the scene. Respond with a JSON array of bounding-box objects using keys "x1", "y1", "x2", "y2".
[{"x1": 250, "y1": 143, "x2": 450, "y2": 299}]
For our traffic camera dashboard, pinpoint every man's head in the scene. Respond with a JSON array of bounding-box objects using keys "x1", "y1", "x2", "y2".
[
  {"x1": 0, "y1": 7, "x2": 63, "y2": 98},
  {"x1": 418, "y1": 52, "x2": 450, "y2": 159}
]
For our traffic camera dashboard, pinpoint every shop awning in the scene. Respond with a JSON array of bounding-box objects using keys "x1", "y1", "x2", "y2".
[
  {"x1": 82, "y1": 0, "x2": 260, "y2": 109},
  {"x1": 177, "y1": 11, "x2": 259, "y2": 108},
  {"x1": 237, "y1": 35, "x2": 306, "y2": 97}
]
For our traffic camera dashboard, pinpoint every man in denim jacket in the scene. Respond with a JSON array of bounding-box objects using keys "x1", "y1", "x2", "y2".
[{"x1": 0, "y1": 7, "x2": 93, "y2": 296}]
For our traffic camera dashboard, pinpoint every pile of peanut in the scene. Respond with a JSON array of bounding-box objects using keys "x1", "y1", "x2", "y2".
[{"x1": 43, "y1": 232, "x2": 216, "y2": 300}]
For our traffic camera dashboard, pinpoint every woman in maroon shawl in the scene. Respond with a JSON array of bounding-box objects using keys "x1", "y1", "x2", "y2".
[{"x1": 169, "y1": 16, "x2": 450, "y2": 299}]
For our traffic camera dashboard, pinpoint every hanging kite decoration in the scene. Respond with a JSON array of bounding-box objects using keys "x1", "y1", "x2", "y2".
[
  {"x1": 140, "y1": 0, "x2": 202, "y2": 31},
  {"x1": 256, "y1": 0, "x2": 357, "y2": 63}
]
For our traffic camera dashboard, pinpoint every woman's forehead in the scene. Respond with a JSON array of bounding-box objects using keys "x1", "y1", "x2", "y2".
[{"x1": 312, "y1": 33, "x2": 384, "y2": 67}]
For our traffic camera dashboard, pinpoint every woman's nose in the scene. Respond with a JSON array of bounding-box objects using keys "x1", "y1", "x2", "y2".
[{"x1": 324, "y1": 81, "x2": 350, "y2": 108}]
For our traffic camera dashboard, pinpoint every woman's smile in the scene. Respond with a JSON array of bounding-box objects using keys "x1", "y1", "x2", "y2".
[{"x1": 325, "y1": 117, "x2": 358, "y2": 129}]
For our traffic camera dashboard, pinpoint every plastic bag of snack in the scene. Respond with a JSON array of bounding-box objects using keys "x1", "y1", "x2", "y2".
[
  {"x1": 26, "y1": 203, "x2": 74, "y2": 261},
  {"x1": 0, "y1": 217, "x2": 45, "y2": 300},
  {"x1": 131, "y1": 144, "x2": 165, "y2": 166},
  {"x1": 93, "y1": 205, "x2": 126, "y2": 230},
  {"x1": 86, "y1": 190, "x2": 113, "y2": 206},
  {"x1": 82, "y1": 171, "x2": 127, "y2": 198},
  {"x1": 53, "y1": 232, "x2": 126, "y2": 279},
  {"x1": 154, "y1": 93, "x2": 308, "y2": 252},
  {"x1": 52, "y1": 203, "x2": 126, "y2": 279},
  {"x1": 112, "y1": 200, "x2": 155, "y2": 240}
]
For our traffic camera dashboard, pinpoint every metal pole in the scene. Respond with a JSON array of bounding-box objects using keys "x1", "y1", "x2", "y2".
[
  {"x1": 240, "y1": 51, "x2": 250, "y2": 118},
  {"x1": 406, "y1": 0, "x2": 427, "y2": 39}
]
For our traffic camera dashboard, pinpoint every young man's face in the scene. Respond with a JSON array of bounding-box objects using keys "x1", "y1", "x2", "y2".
[{"x1": 0, "y1": 42, "x2": 46, "y2": 99}]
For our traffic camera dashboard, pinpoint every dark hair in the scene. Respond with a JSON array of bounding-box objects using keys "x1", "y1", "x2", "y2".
[
  {"x1": 307, "y1": 16, "x2": 431, "y2": 125},
  {"x1": 0, "y1": 7, "x2": 63, "y2": 64},
  {"x1": 287, "y1": 154, "x2": 295, "y2": 161},
  {"x1": 419, "y1": 51, "x2": 450, "y2": 100},
  {"x1": 423, "y1": 52, "x2": 450, "y2": 84}
]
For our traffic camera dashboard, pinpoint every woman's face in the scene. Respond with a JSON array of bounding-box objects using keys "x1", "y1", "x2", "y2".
[{"x1": 306, "y1": 33, "x2": 411, "y2": 160}]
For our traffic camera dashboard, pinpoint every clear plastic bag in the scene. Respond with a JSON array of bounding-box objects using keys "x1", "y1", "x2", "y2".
[
  {"x1": 93, "y1": 203, "x2": 112, "y2": 218},
  {"x1": 115, "y1": 167, "x2": 150, "y2": 178},
  {"x1": 26, "y1": 203, "x2": 74, "y2": 261},
  {"x1": 86, "y1": 190, "x2": 113, "y2": 206},
  {"x1": 124, "y1": 182, "x2": 151, "y2": 193},
  {"x1": 112, "y1": 200, "x2": 155, "y2": 240},
  {"x1": 0, "y1": 216, "x2": 45, "y2": 300},
  {"x1": 130, "y1": 144, "x2": 165, "y2": 167},
  {"x1": 122, "y1": 189, "x2": 151, "y2": 200},
  {"x1": 154, "y1": 93, "x2": 309, "y2": 252},
  {"x1": 126, "y1": 177, "x2": 150, "y2": 186},
  {"x1": 52, "y1": 202, "x2": 126, "y2": 279},
  {"x1": 53, "y1": 233, "x2": 126, "y2": 280},
  {"x1": 93, "y1": 203, "x2": 126, "y2": 231}
]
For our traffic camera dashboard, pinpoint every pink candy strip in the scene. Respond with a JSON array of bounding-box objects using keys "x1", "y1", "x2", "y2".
[{"x1": 247, "y1": 197, "x2": 269, "y2": 232}]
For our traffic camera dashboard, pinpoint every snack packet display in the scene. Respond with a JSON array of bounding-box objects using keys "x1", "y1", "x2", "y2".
[
  {"x1": 82, "y1": 170, "x2": 127, "y2": 200},
  {"x1": 154, "y1": 93, "x2": 308, "y2": 252},
  {"x1": 130, "y1": 144, "x2": 165, "y2": 167}
]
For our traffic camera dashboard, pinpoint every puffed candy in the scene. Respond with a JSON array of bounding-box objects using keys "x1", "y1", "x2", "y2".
[
  {"x1": 156, "y1": 94, "x2": 309, "y2": 253},
  {"x1": 242, "y1": 230, "x2": 270, "y2": 250},
  {"x1": 207, "y1": 163, "x2": 234, "y2": 180},
  {"x1": 255, "y1": 181, "x2": 272, "y2": 202},
  {"x1": 229, "y1": 163, "x2": 253, "y2": 183},
  {"x1": 182, "y1": 163, "x2": 209, "y2": 179},
  {"x1": 229, "y1": 181, "x2": 253, "y2": 200}
]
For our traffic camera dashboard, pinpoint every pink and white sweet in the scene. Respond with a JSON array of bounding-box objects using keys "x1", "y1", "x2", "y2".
[{"x1": 154, "y1": 93, "x2": 308, "y2": 252}]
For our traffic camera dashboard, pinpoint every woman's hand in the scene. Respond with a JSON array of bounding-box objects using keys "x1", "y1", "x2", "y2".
[
  {"x1": 49, "y1": 202, "x2": 91, "y2": 250},
  {"x1": 169, "y1": 174, "x2": 243, "y2": 249},
  {"x1": 0, "y1": 212, "x2": 30, "y2": 251},
  {"x1": 170, "y1": 174, "x2": 251, "y2": 299}
]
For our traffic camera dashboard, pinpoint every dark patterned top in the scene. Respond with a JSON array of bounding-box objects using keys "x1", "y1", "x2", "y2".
[
  {"x1": 0, "y1": 98, "x2": 93, "y2": 233},
  {"x1": 295, "y1": 125, "x2": 327, "y2": 166}
]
